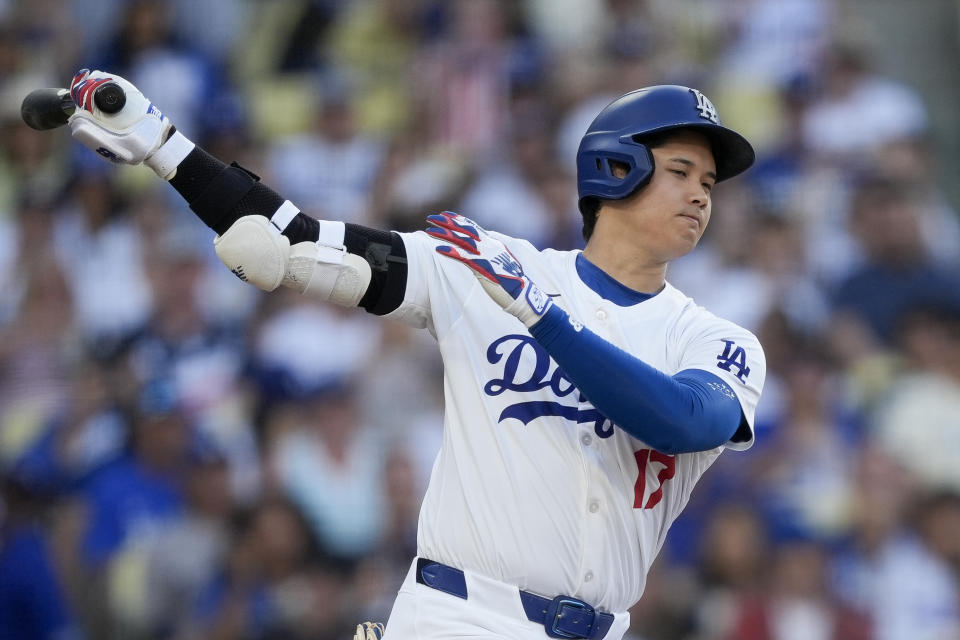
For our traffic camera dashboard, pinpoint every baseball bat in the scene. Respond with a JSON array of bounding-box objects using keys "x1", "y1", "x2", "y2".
[{"x1": 21, "y1": 83, "x2": 126, "y2": 131}]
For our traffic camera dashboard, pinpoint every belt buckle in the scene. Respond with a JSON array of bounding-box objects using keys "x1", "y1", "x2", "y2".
[{"x1": 544, "y1": 595, "x2": 596, "y2": 639}]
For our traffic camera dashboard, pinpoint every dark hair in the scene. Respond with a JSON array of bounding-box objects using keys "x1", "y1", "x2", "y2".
[{"x1": 580, "y1": 198, "x2": 601, "y2": 241}]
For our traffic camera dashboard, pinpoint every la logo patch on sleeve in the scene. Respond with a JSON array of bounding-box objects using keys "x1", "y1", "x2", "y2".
[{"x1": 716, "y1": 339, "x2": 750, "y2": 382}]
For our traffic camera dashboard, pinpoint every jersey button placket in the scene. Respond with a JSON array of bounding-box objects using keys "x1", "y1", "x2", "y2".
[{"x1": 578, "y1": 429, "x2": 604, "y2": 596}]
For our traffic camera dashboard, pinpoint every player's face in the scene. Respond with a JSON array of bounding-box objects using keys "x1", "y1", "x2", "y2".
[{"x1": 623, "y1": 131, "x2": 717, "y2": 261}]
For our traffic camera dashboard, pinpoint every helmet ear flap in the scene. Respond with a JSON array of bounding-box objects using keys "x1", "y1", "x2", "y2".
[
  {"x1": 577, "y1": 144, "x2": 656, "y2": 241},
  {"x1": 576, "y1": 141, "x2": 654, "y2": 216}
]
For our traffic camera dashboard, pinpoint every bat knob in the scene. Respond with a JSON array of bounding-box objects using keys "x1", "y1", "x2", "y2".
[{"x1": 94, "y1": 83, "x2": 126, "y2": 114}]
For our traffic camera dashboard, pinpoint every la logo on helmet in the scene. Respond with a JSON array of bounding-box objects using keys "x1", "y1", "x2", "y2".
[{"x1": 690, "y1": 89, "x2": 719, "y2": 124}]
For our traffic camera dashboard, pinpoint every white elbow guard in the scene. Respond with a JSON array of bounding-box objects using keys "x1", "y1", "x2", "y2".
[
  {"x1": 283, "y1": 220, "x2": 371, "y2": 307},
  {"x1": 213, "y1": 215, "x2": 290, "y2": 291},
  {"x1": 214, "y1": 203, "x2": 372, "y2": 306}
]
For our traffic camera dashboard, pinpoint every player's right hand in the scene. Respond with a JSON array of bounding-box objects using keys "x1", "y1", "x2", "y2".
[
  {"x1": 426, "y1": 211, "x2": 554, "y2": 328},
  {"x1": 68, "y1": 69, "x2": 188, "y2": 179}
]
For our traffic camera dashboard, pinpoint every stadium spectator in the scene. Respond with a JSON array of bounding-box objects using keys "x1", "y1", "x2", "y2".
[
  {"x1": 871, "y1": 304, "x2": 960, "y2": 492},
  {"x1": 191, "y1": 497, "x2": 343, "y2": 639},
  {"x1": 801, "y1": 39, "x2": 928, "y2": 162},
  {"x1": 723, "y1": 536, "x2": 871, "y2": 640},
  {"x1": 265, "y1": 75, "x2": 386, "y2": 226},
  {"x1": 268, "y1": 379, "x2": 388, "y2": 568},
  {"x1": 0, "y1": 471, "x2": 82, "y2": 640},
  {"x1": 831, "y1": 175, "x2": 960, "y2": 346},
  {"x1": 53, "y1": 168, "x2": 153, "y2": 356},
  {"x1": 143, "y1": 444, "x2": 233, "y2": 637}
]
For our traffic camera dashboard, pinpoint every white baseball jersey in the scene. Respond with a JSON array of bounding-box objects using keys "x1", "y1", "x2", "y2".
[{"x1": 387, "y1": 230, "x2": 766, "y2": 614}]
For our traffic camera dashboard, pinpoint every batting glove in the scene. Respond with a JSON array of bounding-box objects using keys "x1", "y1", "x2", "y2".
[
  {"x1": 426, "y1": 212, "x2": 553, "y2": 328},
  {"x1": 68, "y1": 69, "x2": 194, "y2": 180},
  {"x1": 353, "y1": 621, "x2": 385, "y2": 640}
]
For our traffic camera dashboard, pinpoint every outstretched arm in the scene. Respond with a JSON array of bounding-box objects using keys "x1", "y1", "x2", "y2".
[
  {"x1": 164, "y1": 143, "x2": 408, "y2": 315},
  {"x1": 66, "y1": 69, "x2": 407, "y2": 315}
]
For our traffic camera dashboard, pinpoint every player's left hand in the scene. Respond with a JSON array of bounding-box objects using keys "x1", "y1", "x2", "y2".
[
  {"x1": 353, "y1": 621, "x2": 385, "y2": 640},
  {"x1": 68, "y1": 68, "x2": 190, "y2": 180},
  {"x1": 426, "y1": 212, "x2": 553, "y2": 328}
]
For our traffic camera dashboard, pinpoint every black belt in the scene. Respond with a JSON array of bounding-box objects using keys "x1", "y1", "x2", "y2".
[{"x1": 415, "y1": 558, "x2": 615, "y2": 639}]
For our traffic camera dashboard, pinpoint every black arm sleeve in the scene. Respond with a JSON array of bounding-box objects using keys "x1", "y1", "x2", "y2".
[
  {"x1": 168, "y1": 146, "x2": 407, "y2": 315},
  {"x1": 346, "y1": 225, "x2": 408, "y2": 315},
  {"x1": 169, "y1": 147, "x2": 320, "y2": 242}
]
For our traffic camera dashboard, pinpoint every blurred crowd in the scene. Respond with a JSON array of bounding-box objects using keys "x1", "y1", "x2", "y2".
[{"x1": 1, "y1": 0, "x2": 959, "y2": 639}]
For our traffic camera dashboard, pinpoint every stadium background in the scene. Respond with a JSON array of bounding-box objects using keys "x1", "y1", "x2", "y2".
[{"x1": 1, "y1": 0, "x2": 959, "y2": 638}]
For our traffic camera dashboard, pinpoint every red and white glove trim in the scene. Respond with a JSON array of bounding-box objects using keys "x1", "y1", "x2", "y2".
[{"x1": 426, "y1": 211, "x2": 553, "y2": 328}]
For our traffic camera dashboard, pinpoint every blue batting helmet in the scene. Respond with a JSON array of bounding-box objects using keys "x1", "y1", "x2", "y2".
[{"x1": 576, "y1": 85, "x2": 755, "y2": 216}]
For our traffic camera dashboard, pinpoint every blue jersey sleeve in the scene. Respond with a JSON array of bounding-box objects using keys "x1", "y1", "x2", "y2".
[{"x1": 529, "y1": 305, "x2": 744, "y2": 453}]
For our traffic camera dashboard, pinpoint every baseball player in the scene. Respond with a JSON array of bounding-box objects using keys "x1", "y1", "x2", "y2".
[{"x1": 63, "y1": 69, "x2": 765, "y2": 639}]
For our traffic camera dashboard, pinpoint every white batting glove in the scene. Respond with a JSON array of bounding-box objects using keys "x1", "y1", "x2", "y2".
[
  {"x1": 353, "y1": 621, "x2": 385, "y2": 640},
  {"x1": 425, "y1": 212, "x2": 553, "y2": 328},
  {"x1": 67, "y1": 69, "x2": 194, "y2": 180}
]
